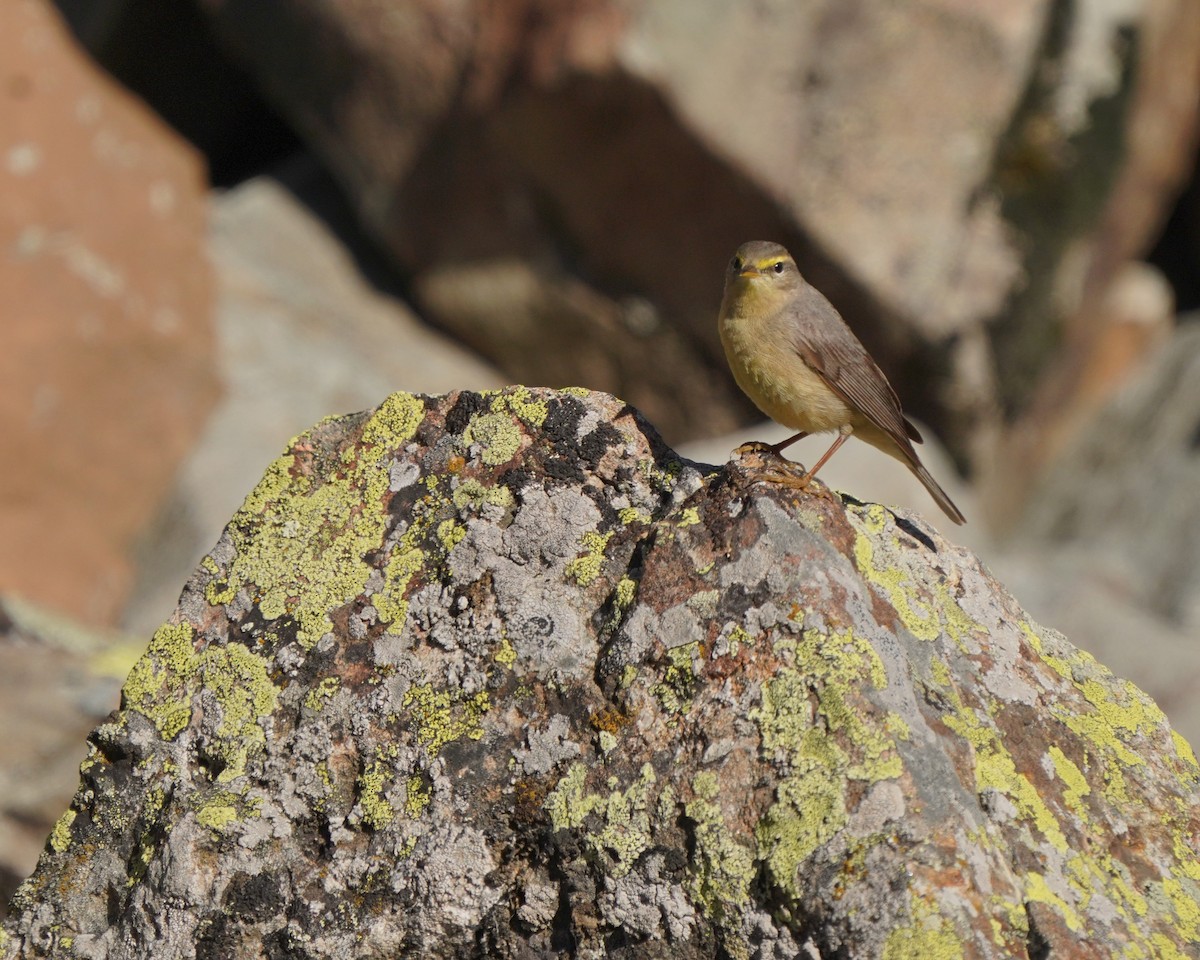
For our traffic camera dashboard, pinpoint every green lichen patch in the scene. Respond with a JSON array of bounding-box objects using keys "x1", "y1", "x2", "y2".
[
  {"x1": 358, "y1": 761, "x2": 394, "y2": 830},
  {"x1": 544, "y1": 762, "x2": 660, "y2": 878},
  {"x1": 754, "y1": 628, "x2": 904, "y2": 900},
  {"x1": 851, "y1": 506, "x2": 982, "y2": 647},
  {"x1": 687, "y1": 772, "x2": 755, "y2": 938},
  {"x1": 205, "y1": 392, "x2": 426, "y2": 648},
  {"x1": 402, "y1": 684, "x2": 490, "y2": 757},
  {"x1": 565, "y1": 531, "x2": 614, "y2": 587}
]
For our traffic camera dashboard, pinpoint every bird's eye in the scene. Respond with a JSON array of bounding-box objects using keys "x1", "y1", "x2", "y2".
[
  {"x1": 731, "y1": 256, "x2": 743, "y2": 272},
  {"x1": 772, "y1": 261, "x2": 786, "y2": 275}
]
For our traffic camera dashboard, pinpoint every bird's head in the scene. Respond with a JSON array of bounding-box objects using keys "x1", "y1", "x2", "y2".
[{"x1": 723, "y1": 241, "x2": 802, "y2": 310}]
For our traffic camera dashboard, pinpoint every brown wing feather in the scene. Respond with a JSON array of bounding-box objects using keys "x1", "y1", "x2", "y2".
[{"x1": 788, "y1": 286, "x2": 922, "y2": 455}]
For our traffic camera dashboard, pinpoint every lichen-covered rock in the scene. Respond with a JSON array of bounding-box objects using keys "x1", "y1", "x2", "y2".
[{"x1": 3, "y1": 387, "x2": 1199, "y2": 959}]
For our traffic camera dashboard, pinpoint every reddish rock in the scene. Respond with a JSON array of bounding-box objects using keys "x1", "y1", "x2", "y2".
[{"x1": 0, "y1": 0, "x2": 218, "y2": 624}]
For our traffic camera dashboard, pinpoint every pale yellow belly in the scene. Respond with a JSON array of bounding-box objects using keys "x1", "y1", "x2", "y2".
[{"x1": 720, "y1": 318, "x2": 852, "y2": 435}]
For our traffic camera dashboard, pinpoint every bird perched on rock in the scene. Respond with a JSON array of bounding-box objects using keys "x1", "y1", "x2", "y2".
[{"x1": 718, "y1": 240, "x2": 966, "y2": 525}]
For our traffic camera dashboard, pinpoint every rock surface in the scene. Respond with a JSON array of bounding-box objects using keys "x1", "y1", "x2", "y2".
[
  {"x1": 0, "y1": 0, "x2": 219, "y2": 625},
  {"x1": 4, "y1": 388, "x2": 1198, "y2": 958}
]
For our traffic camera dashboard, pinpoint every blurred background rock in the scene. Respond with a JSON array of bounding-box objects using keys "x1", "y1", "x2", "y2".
[{"x1": 1, "y1": 0, "x2": 1198, "y2": 914}]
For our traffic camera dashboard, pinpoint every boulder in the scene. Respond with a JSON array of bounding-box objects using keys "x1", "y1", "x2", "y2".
[
  {"x1": 4, "y1": 388, "x2": 1198, "y2": 958},
  {"x1": 0, "y1": 0, "x2": 219, "y2": 625}
]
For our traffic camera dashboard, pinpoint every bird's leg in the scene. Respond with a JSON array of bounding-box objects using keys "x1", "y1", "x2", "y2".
[
  {"x1": 796, "y1": 427, "x2": 851, "y2": 485},
  {"x1": 767, "y1": 431, "x2": 807, "y2": 456}
]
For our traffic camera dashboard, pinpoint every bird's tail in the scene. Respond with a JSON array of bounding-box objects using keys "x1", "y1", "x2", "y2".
[{"x1": 909, "y1": 459, "x2": 966, "y2": 525}]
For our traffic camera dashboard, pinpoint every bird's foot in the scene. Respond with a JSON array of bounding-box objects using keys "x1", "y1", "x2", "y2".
[
  {"x1": 732, "y1": 440, "x2": 777, "y2": 457},
  {"x1": 742, "y1": 465, "x2": 841, "y2": 504}
]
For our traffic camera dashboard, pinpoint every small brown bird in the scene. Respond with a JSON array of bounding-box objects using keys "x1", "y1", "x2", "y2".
[{"x1": 718, "y1": 240, "x2": 965, "y2": 525}]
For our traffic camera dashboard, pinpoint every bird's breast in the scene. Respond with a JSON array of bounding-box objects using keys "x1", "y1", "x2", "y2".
[{"x1": 719, "y1": 307, "x2": 852, "y2": 434}]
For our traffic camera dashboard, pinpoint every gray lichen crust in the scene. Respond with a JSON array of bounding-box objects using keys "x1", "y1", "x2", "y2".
[{"x1": 3, "y1": 388, "x2": 1199, "y2": 959}]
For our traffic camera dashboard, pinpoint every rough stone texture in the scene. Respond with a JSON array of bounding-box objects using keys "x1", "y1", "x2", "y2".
[
  {"x1": 176, "y1": 0, "x2": 1200, "y2": 458},
  {"x1": 0, "y1": 0, "x2": 219, "y2": 624},
  {"x1": 4, "y1": 387, "x2": 1199, "y2": 958}
]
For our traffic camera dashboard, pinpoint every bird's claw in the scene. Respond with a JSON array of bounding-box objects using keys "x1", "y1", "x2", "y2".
[{"x1": 733, "y1": 441, "x2": 776, "y2": 457}]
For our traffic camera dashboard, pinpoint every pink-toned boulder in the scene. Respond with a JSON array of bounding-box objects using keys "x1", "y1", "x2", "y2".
[{"x1": 0, "y1": 0, "x2": 218, "y2": 625}]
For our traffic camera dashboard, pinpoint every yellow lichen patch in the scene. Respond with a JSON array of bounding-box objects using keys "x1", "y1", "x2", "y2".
[
  {"x1": 545, "y1": 763, "x2": 660, "y2": 879},
  {"x1": 850, "y1": 505, "x2": 981, "y2": 646},
  {"x1": 402, "y1": 684, "x2": 489, "y2": 757},
  {"x1": 463, "y1": 411, "x2": 524, "y2": 466},
  {"x1": 194, "y1": 790, "x2": 259, "y2": 833},
  {"x1": 1024, "y1": 872, "x2": 1083, "y2": 933},
  {"x1": 494, "y1": 635, "x2": 517, "y2": 668},
  {"x1": 1162, "y1": 877, "x2": 1200, "y2": 942},
  {"x1": 360, "y1": 391, "x2": 427, "y2": 450},
  {"x1": 358, "y1": 761, "x2": 394, "y2": 830},
  {"x1": 1171, "y1": 731, "x2": 1199, "y2": 772},
  {"x1": 726, "y1": 624, "x2": 756, "y2": 656},
  {"x1": 754, "y1": 628, "x2": 904, "y2": 897},
  {"x1": 651, "y1": 641, "x2": 701, "y2": 714},
  {"x1": 676, "y1": 507, "x2": 701, "y2": 527},
  {"x1": 614, "y1": 576, "x2": 638, "y2": 611},
  {"x1": 374, "y1": 545, "x2": 425, "y2": 631},
  {"x1": 196, "y1": 800, "x2": 239, "y2": 832},
  {"x1": 938, "y1": 685, "x2": 1068, "y2": 853},
  {"x1": 304, "y1": 676, "x2": 341, "y2": 711},
  {"x1": 121, "y1": 622, "x2": 199, "y2": 739},
  {"x1": 117, "y1": 626, "x2": 278, "y2": 782},
  {"x1": 49, "y1": 809, "x2": 76, "y2": 853},
  {"x1": 566, "y1": 531, "x2": 613, "y2": 587},
  {"x1": 1048, "y1": 746, "x2": 1091, "y2": 818},
  {"x1": 546, "y1": 763, "x2": 603, "y2": 830},
  {"x1": 404, "y1": 774, "x2": 430, "y2": 818},
  {"x1": 491, "y1": 386, "x2": 549, "y2": 428},
  {"x1": 209, "y1": 392, "x2": 425, "y2": 649},
  {"x1": 687, "y1": 772, "x2": 755, "y2": 937},
  {"x1": 452, "y1": 477, "x2": 515, "y2": 512},
  {"x1": 882, "y1": 898, "x2": 965, "y2": 960},
  {"x1": 437, "y1": 518, "x2": 466, "y2": 553},
  {"x1": 197, "y1": 645, "x2": 281, "y2": 783},
  {"x1": 618, "y1": 507, "x2": 651, "y2": 525}
]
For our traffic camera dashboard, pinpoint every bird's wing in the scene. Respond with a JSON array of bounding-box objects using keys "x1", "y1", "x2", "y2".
[{"x1": 788, "y1": 287, "x2": 922, "y2": 448}]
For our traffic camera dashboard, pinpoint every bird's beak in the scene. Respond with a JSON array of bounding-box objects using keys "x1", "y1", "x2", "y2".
[{"x1": 737, "y1": 264, "x2": 760, "y2": 279}]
